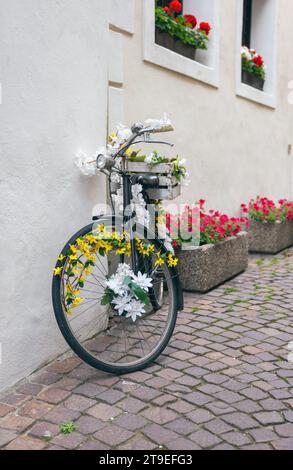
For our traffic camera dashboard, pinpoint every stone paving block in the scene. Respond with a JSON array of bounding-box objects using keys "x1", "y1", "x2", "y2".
[
  {"x1": 52, "y1": 432, "x2": 86, "y2": 449},
  {"x1": 0, "y1": 403, "x2": 14, "y2": 417},
  {"x1": 38, "y1": 388, "x2": 71, "y2": 404},
  {"x1": 87, "y1": 403, "x2": 121, "y2": 422},
  {"x1": 166, "y1": 418, "x2": 197, "y2": 436},
  {"x1": 74, "y1": 415, "x2": 105, "y2": 434},
  {"x1": 19, "y1": 399, "x2": 53, "y2": 419},
  {"x1": 0, "y1": 430, "x2": 18, "y2": 448},
  {"x1": 5, "y1": 436, "x2": 47, "y2": 450},
  {"x1": 63, "y1": 394, "x2": 96, "y2": 412},
  {"x1": 1, "y1": 415, "x2": 34, "y2": 432},
  {"x1": 189, "y1": 429, "x2": 222, "y2": 448},
  {"x1": 221, "y1": 412, "x2": 259, "y2": 430},
  {"x1": 114, "y1": 413, "x2": 148, "y2": 432},
  {"x1": 94, "y1": 424, "x2": 134, "y2": 446},
  {"x1": 78, "y1": 439, "x2": 110, "y2": 450},
  {"x1": 166, "y1": 438, "x2": 201, "y2": 450},
  {"x1": 28, "y1": 421, "x2": 60, "y2": 439},
  {"x1": 118, "y1": 437, "x2": 158, "y2": 450},
  {"x1": 43, "y1": 405, "x2": 80, "y2": 425},
  {"x1": 255, "y1": 411, "x2": 284, "y2": 425},
  {"x1": 141, "y1": 407, "x2": 178, "y2": 425}
]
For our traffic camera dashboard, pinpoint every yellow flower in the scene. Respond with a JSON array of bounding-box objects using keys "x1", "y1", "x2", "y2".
[
  {"x1": 84, "y1": 266, "x2": 93, "y2": 276},
  {"x1": 86, "y1": 254, "x2": 97, "y2": 263},
  {"x1": 72, "y1": 297, "x2": 84, "y2": 308},
  {"x1": 96, "y1": 224, "x2": 105, "y2": 233},
  {"x1": 155, "y1": 258, "x2": 165, "y2": 267},
  {"x1": 167, "y1": 254, "x2": 178, "y2": 268},
  {"x1": 85, "y1": 234, "x2": 97, "y2": 244},
  {"x1": 126, "y1": 242, "x2": 131, "y2": 257},
  {"x1": 116, "y1": 248, "x2": 126, "y2": 255},
  {"x1": 69, "y1": 254, "x2": 78, "y2": 262},
  {"x1": 54, "y1": 267, "x2": 62, "y2": 276},
  {"x1": 58, "y1": 254, "x2": 65, "y2": 262},
  {"x1": 69, "y1": 245, "x2": 78, "y2": 254},
  {"x1": 66, "y1": 310, "x2": 73, "y2": 316}
]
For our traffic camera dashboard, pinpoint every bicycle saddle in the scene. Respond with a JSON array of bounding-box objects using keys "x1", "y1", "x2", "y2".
[{"x1": 132, "y1": 174, "x2": 160, "y2": 189}]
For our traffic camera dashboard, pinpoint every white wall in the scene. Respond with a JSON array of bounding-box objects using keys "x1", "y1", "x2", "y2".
[{"x1": 0, "y1": 0, "x2": 109, "y2": 391}]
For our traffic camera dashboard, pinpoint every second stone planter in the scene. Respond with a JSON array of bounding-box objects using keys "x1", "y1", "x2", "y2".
[
  {"x1": 176, "y1": 232, "x2": 249, "y2": 293},
  {"x1": 249, "y1": 219, "x2": 293, "y2": 254}
]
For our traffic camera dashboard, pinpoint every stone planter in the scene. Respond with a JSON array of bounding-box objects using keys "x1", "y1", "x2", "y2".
[
  {"x1": 176, "y1": 232, "x2": 249, "y2": 293},
  {"x1": 249, "y1": 220, "x2": 293, "y2": 254},
  {"x1": 242, "y1": 70, "x2": 265, "y2": 91}
]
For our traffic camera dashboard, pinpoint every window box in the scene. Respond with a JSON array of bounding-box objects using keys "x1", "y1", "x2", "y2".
[
  {"x1": 242, "y1": 70, "x2": 264, "y2": 91},
  {"x1": 155, "y1": 28, "x2": 174, "y2": 52},
  {"x1": 175, "y1": 233, "x2": 249, "y2": 293},
  {"x1": 249, "y1": 220, "x2": 293, "y2": 254},
  {"x1": 173, "y1": 37, "x2": 196, "y2": 60},
  {"x1": 155, "y1": 27, "x2": 196, "y2": 60}
]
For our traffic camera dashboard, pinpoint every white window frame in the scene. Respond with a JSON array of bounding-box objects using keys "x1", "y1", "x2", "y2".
[
  {"x1": 143, "y1": 0, "x2": 219, "y2": 88},
  {"x1": 235, "y1": 0, "x2": 279, "y2": 109}
]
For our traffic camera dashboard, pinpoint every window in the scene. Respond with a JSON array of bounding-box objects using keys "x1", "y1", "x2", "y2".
[
  {"x1": 148, "y1": 0, "x2": 219, "y2": 85},
  {"x1": 242, "y1": 0, "x2": 253, "y2": 47},
  {"x1": 236, "y1": 0, "x2": 278, "y2": 108}
]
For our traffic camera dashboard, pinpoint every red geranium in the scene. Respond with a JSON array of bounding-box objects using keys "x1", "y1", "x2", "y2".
[
  {"x1": 184, "y1": 14, "x2": 197, "y2": 29},
  {"x1": 163, "y1": 6, "x2": 172, "y2": 16},
  {"x1": 241, "y1": 197, "x2": 293, "y2": 223},
  {"x1": 199, "y1": 22, "x2": 211, "y2": 35},
  {"x1": 169, "y1": 0, "x2": 182, "y2": 14},
  {"x1": 253, "y1": 55, "x2": 264, "y2": 67},
  {"x1": 167, "y1": 202, "x2": 247, "y2": 247}
]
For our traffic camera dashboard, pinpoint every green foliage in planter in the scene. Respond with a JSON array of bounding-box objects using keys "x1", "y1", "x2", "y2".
[
  {"x1": 242, "y1": 58, "x2": 265, "y2": 80},
  {"x1": 155, "y1": 7, "x2": 208, "y2": 50}
]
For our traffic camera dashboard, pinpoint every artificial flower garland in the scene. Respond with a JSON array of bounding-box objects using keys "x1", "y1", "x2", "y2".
[{"x1": 54, "y1": 224, "x2": 178, "y2": 320}]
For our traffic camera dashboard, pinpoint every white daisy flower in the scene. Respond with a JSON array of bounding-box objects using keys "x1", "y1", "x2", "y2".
[{"x1": 131, "y1": 272, "x2": 153, "y2": 292}]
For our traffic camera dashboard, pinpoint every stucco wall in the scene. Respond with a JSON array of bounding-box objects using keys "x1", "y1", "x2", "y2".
[
  {"x1": 122, "y1": 0, "x2": 293, "y2": 214},
  {"x1": 0, "y1": 0, "x2": 109, "y2": 391}
]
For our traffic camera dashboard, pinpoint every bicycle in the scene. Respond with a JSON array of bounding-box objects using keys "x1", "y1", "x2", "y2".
[{"x1": 52, "y1": 120, "x2": 184, "y2": 375}]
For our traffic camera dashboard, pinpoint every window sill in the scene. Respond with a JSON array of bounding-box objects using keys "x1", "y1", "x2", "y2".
[{"x1": 236, "y1": 81, "x2": 276, "y2": 109}]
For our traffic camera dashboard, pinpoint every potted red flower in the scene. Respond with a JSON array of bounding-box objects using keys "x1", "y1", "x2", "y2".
[
  {"x1": 167, "y1": 201, "x2": 249, "y2": 293},
  {"x1": 241, "y1": 47, "x2": 266, "y2": 91},
  {"x1": 155, "y1": 1, "x2": 211, "y2": 60},
  {"x1": 241, "y1": 197, "x2": 293, "y2": 254}
]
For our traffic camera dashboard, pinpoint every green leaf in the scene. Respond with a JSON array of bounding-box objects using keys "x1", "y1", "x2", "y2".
[{"x1": 128, "y1": 282, "x2": 150, "y2": 305}]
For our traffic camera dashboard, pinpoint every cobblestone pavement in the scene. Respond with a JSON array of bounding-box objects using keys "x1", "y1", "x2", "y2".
[{"x1": 1, "y1": 249, "x2": 293, "y2": 450}]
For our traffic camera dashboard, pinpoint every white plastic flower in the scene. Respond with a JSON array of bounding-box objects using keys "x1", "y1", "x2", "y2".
[
  {"x1": 178, "y1": 158, "x2": 186, "y2": 168},
  {"x1": 75, "y1": 151, "x2": 97, "y2": 177},
  {"x1": 117, "y1": 263, "x2": 132, "y2": 277},
  {"x1": 112, "y1": 293, "x2": 133, "y2": 316},
  {"x1": 241, "y1": 46, "x2": 252, "y2": 61},
  {"x1": 106, "y1": 275, "x2": 126, "y2": 296},
  {"x1": 131, "y1": 272, "x2": 153, "y2": 292},
  {"x1": 145, "y1": 153, "x2": 155, "y2": 164},
  {"x1": 144, "y1": 113, "x2": 172, "y2": 131},
  {"x1": 116, "y1": 124, "x2": 132, "y2": 143},
  {"x1": 125, "y1": 299, "x2": 145, "y2": 322}
]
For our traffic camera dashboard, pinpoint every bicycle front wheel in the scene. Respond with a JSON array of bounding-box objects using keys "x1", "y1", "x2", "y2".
[{"x1": 52, "y1": 218, "x2": 179, "y2": 374}]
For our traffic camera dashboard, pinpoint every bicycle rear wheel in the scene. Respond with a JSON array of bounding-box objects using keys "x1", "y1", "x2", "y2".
[{"x1": 52, "y1": 217, "x2": 179, "y2": 374}]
